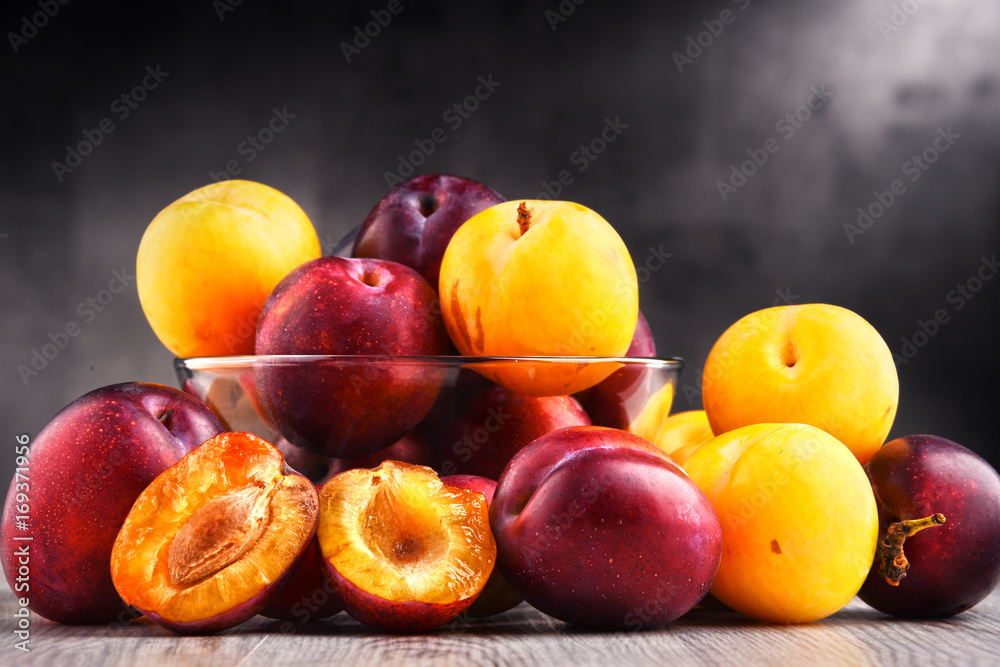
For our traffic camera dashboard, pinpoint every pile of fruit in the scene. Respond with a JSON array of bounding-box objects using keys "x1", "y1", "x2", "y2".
[{"x1": 3, "y1": 175, "x2": 999, "y2": 635}]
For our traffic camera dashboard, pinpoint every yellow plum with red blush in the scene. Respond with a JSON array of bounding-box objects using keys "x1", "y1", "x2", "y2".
[
  {"x1": 439, "y1": 200, "x2": 638, "y2": 396},
  {"x1": 137, "y1": 180, "x2": 321, "y2": 358}
]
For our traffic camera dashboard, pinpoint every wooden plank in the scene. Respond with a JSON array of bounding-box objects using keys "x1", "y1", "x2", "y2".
[{"x1": 2, "y1": 577, "x2": 998, "y2": 666}]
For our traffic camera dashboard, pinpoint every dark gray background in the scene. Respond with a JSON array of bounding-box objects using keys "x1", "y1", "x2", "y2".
[{"x1": 1, "y1": 0, "x2": 998, "y2": 489}]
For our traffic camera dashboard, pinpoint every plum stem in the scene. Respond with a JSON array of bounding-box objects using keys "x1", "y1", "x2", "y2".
[
  {"x1": 158, "y1": 408, "x2": 175, "y2": 428},
  {"x1": 879, "y1": 513, "x2": 946, "y2": 585},
  {"x1": 517, "y1": 202, "x2": 531, "y2": 237}
]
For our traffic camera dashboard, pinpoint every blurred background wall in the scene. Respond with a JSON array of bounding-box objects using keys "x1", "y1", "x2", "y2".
[{"x1": 1, "y1": 0, "x2": 998, "y2": 486}]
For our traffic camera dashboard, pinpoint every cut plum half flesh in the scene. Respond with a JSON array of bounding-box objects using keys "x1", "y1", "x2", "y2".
[
  {"x1": 317, "y1": 460, "x2": 495, "y2": 630},
  {"x1": 111, "y1": 432, "x2": 319, "y2": 633}
]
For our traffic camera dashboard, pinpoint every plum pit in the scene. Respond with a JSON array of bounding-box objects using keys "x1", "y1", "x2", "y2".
[{"x1": 167, "y1": 482, "x2": 275, "y2": 586}]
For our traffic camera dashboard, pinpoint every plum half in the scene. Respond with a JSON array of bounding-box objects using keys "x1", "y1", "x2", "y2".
[
  {"x1": 317, "y1": 461, "x2": 496, "y2": 632},
  {"x1": 111, "y1": 432, "x2": 319, "y2": 634}
]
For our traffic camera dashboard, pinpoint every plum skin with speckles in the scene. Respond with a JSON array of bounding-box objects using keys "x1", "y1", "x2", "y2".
[
  {"x1": 0, "y1": 383, "x2": 223, "y2": 624},
  {"x1": 254, "y1": 256, "x2": 451, "y2": 458},
  {"x1": 491, "y1": 426, "x2": 723, "y2": 630},
  {"x1": 859, "y1": 435, "x2": 1000, "y2": 618}
]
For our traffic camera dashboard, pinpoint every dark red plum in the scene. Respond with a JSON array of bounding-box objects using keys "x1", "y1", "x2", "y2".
[
  {"x1": 859, "y1": 435, "x2": 1000, "y2": 618},
  {"x1": 437, "y1": 384, "x2": 591, "y2": 480},
  {"x1": 353, "y1": 174, "x2": 505, "y2": 287},
  {"x1": 0, "y1": 383, "x2": 223, "y2": 624},
  {"x1": 260, "y1": 536, "x2": 343, "y2": 624},
  {"x1": 578, "y1": 311, "x2": 657, "y2": 429},
  {"x1": 491, "y1": 426, "x2": 723, "y2": 630},
  {"x1": 254, "y1": 256, "x2": 451, "y2": 458}
]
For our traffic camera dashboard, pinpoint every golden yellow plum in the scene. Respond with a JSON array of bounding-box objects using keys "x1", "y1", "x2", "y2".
[
  {"x1": 439, "y1": 200, "x2": 637, "y2": 395},
  {"x1": 683, "y1": 423, "x2": 878, "y2": 623},
  {"x1": 137, "y1": 180, "x2": 321, "y2": 358},
  {"x1": 702, "y1": 304, "x2": 898, "y2": 464}
]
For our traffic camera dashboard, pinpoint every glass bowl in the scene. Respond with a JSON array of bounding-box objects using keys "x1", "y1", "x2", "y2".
[{"x1": 175, "y1": 355, "x2": 683, "y2": 478}]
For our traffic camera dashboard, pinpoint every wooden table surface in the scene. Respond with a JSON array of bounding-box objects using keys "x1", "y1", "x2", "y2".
[{"x1": 3, "y1": 579, "x2": 999, "y2": 666}]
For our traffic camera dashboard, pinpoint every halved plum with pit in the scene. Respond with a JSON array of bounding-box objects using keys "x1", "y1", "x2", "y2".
[
  {"x1": 317, "y1": 460, "x2": 495, "y2": 632},
  {"x1": 111, "y1": 432, "x2": 318, "y2": 634}
]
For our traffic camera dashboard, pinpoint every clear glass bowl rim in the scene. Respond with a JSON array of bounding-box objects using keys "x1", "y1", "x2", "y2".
[{"x1": 176, "y1": 355, "x2": 684, "y2": 371}]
